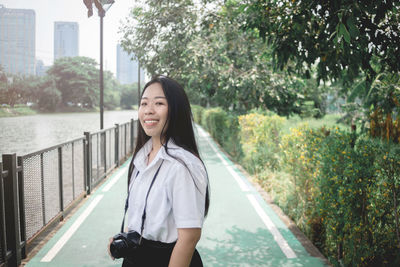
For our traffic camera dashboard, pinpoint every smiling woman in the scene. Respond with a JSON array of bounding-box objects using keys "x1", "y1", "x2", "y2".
[
  {"x1": 138, "y1": 82, "x2": 169, "y2": 149},
  {"x1": 108, "y1": 75, "x2": 210, "y2": 267}
]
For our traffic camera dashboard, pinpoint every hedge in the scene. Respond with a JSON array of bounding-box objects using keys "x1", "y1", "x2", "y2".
[{"x1": 193, "y1": 106, "x2": 400, "y2": 266}]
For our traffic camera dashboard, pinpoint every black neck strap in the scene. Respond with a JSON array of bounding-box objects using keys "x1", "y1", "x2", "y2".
[{"x1": 120, "y1": 160, "x2": 164, "y2": 242}]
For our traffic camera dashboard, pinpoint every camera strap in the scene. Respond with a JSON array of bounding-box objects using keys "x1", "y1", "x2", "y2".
[{"x1": 120, "y1": 159, "x2": 165, "y2": 244}]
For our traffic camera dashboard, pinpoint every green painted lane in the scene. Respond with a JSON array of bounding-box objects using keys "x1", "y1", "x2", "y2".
[
  {"x1": 195, "y1": 127, "x2": 326, "y2": 267},
  {"x1": 25, "y1": 126, "x2": 327, "y2": 266},
  {"x1": 25, "y1": 158, "x2": 130, "y2": 267}
]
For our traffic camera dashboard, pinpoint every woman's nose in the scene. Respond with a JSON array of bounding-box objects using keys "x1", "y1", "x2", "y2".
[{"x1": 144, "y1": 103, "x2": 155, "y2": 114}]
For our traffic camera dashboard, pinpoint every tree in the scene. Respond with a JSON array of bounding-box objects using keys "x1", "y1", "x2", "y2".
[
  {"x1": 47, "y1": 57, "x2": 99, "y2": 108},
  {"x1": 119, "y1": 0, "x2": 330, "y2": 116},
  {"x1": 0, "y1": 75, "x2": 27, "y2": 107},
  {"x1": 36, "y1": 78, "x2": 61, "y2": 111},
  {"x1": 0, "y1": 66, "x2": 9, "y2": 105},
  {"x1": 241, "y1": 0, "x2": 400, "y2": 84},
  {"x1": 183, "y1": 1, "x2": 327, "y2": 116},
  {"x1": 120, "y1": 83, "x2": 139, "y2": 109},
  {"x1": 103, "y1": 70, "x2": 121, "y2": 109},
  {"x1": 120, "y1": 0, "x2": 199, "y2": 77}
]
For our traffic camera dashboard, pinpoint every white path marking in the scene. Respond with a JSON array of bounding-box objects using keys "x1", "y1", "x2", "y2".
[
  {"x1": 40, "y1": 195, "x2": 104, "y2": 262},
  {"x1": 247, "y1": 194, "x2": 297, "y2": 258},
  {"x1": 196, "y1": 126, "x2": 250, "y2": 192},
  {"x1": 102, "y1": 165, "x2": 127, "y2": 192}
]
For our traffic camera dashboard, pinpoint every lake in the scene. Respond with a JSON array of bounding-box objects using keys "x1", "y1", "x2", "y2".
[{"x1": 0, "y1": 110, "x2": 138, "y2": 157}]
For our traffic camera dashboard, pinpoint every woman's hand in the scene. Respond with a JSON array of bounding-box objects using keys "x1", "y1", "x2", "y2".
[
  {"x1": 107, "y1": 237, "x2": 115, "y2": 260},
  {"x1": 168, "y1": 228, "x2": 201, "y2": 267}
]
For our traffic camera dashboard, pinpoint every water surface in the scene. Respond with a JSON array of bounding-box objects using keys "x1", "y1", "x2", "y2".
[{"x1": 0, "y1": 110, "x2": 137, "y2": 156}]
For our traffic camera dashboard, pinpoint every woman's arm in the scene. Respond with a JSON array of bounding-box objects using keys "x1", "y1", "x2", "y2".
[{"x1": 168, "y1": 228, "x2": 201, "y2": 267}]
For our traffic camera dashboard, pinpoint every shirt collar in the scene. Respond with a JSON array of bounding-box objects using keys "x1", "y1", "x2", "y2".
[{"x1": 133, "y1": 138, "x2": 180, "y2": 172}]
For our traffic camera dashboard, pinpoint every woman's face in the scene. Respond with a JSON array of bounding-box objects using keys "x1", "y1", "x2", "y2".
[{"x1": 138, "y1": 82, "x2": 169, "y2": 140}]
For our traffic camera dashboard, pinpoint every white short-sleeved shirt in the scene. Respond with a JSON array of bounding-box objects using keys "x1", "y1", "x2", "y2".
[{"x1": 126, "y1": 138, "x2": 207, "y2": 243}]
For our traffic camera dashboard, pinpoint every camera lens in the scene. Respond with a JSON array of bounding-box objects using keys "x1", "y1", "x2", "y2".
[{"x1": 110, "y1": 239, "x2": 127, "y2": 259}]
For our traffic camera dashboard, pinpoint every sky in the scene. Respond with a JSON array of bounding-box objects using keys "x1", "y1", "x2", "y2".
[{"x1": 1, "y1": 0, "x2": 135, "y2": 76}]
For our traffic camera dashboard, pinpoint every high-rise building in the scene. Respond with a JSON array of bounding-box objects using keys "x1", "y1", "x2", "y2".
[
  {"x1": 116, "y1": 44, "x2": 144, "y2": 85},
  {"x1": 54, "y1": 22, "x2": 79, "y2": 60},
  {"x1": 0, "y1": 5, "x2": 35, "y2": 75}
]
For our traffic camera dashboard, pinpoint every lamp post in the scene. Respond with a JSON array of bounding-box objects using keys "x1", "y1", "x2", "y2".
[
  {"x1": 138, "y1": 61, "x2": 140, "y2": 106},
  {"x1": 83, "y1": 0, "x2": 115, "y2": 129}
]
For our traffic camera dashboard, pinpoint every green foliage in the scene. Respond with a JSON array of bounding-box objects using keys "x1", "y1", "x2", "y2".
[
  {"x1": 0, "y1": 75, "x2": 26, "y2": 107},
  {"x1": 202, "y1": 108, "x2": 227, "y2": 145},
  {"x1": 282, "y1": 114, "x2": 350, "y2": 135},
  {"x1": 120, "y1": 0, "x2": 198, "y2": 78},
  {"x1": 36, "y1": 78, "x2": 61, "y2": 111},
  {"x1": 200, "y1": 104, "x2": 400, "y2": 265},
  {"x1": 120, "y1": 83, "x2": 139, "y2": 110},
  {"x1": 242, "y1": 0, "x2": 400, "y2": 84},
  {"x1": 191, "y1": 104, "x2": 204, "y2": 126},
  {"x1": 315, "y1": 131, "x2": 400, "y2": 266},
  {"x1": 48, "y1": 56, "x2": 99, "y2": 108},
  {"x1": 0, "y1": 58, "x2": 130, "y2": 113},
  {"x1": 279, "y1": 124, "x2": 325, "y2": 237},
  {"x1": 240, "y1": 0, "x2": 400, "y2": 129},
  {"x1": 103, "y1": 71, "x2": 120, "y2": 110},
  {"x1": 238, "y1": 112, "x2": 286, "y2": 173},
  {"x1": 198, "y1": 106, "x2": 242, "y2": 160},
  {"x1": 120, "y1": 0, "x2": 328, "y2": 116}
]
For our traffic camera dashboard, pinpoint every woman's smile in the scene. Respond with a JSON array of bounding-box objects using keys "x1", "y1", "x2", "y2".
[
  {"x1": 138, "y1": 82, "x2": 169, "y2": 139},
  {"x1": 143, "y1": 119, "x2": 159, "y2": 127}
]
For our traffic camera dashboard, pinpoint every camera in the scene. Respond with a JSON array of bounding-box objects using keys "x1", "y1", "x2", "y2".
[{"x1": 110, "y1": 231, "x2": 141, "y2": 259}]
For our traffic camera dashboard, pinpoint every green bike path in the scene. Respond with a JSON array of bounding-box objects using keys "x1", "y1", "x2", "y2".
[{"x1": 25, "y1": 126, "x2": 327, "y2": 267}]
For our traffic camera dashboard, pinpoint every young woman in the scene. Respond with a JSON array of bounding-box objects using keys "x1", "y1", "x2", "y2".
[{"x1": 110, "y1": 76, "x2": 209, "y2": 267}]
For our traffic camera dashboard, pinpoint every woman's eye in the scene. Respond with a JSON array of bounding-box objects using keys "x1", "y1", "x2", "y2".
[
  {"x1": 140, "y1": 102, "x2": 147, "y2": 106},
  {"x1": 156, "y1": 102, "x2": 164, "y2": 105}
]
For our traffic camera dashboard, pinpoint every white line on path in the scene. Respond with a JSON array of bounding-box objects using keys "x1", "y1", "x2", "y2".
[
  {"x1": 196, "y1": 126, "x2": 250, "y2": 192},
  {"x1": 102, "y1": 166, "x2": 127, "y2": 192},
  {"x1": 40, "y1": 195, "x2": 104, "y2": 262},
  {"x1": 196, "y1": 125, "x2": 296, "y2": 258},
  {"x1": 247, "y1": 194, "x2": 297, "y2": 258}
]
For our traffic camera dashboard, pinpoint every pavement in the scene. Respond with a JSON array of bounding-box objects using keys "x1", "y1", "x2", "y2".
[{"x1": 24, "y1": 126, "x2": 328, "y2": 267}]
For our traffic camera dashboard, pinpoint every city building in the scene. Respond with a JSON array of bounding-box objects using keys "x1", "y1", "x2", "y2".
[
  {"x1": 116, "y1": 44, "x2": 144, "y2": 85},
  {"x1": 54, "y1": 21, "x2": 79, "y2": 60},
  {"x1": 0, "y1": 5, "x2": 35, "y2": 75}
]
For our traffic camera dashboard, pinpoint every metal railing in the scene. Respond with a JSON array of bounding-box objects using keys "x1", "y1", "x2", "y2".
[{"x1": 0, "y1": 119, "x2": 136, "y2": 267}]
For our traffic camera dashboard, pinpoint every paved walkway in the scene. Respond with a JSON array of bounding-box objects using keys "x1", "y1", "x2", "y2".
[{"x1": 25, "y1": 126, "x2": 327, "y2": 267}]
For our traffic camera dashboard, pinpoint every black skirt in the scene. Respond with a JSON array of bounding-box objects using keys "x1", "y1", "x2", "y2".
[{"x1": 121, "y1": 241, "x2": 203, "y2": 267}]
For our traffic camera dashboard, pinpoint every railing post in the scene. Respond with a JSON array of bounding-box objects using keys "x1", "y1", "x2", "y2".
[
  {"x1": 84, "y1": 132, "x2": 92, "y2": 195},
  {"x1": 130, "y1": 119, "x2": 134, "y2": 154},
  {"x1": 17, "y1": 156, "x2": 26, "y2": 259},
  {"x1": 115, "y1": 124, "x2": 119, "y2": 166},
  {"x1": 101, "y1": 131, "x2": 106, "y2": 174},
  {"x1": 0, "y1": 162, "x2": 8, "y2": 265},
  {"x1": 58, "y1": 147, "x2": 64, "y2": 218},
  {"x1": 124, "y1": 123, "x2": 127, "y2": 158},
  {"x1": 2, "y1": 154, "x2": 22, "y2": 267},
  {"x1": 40, "y1": 154, "x2": 46, "y2": 226}
]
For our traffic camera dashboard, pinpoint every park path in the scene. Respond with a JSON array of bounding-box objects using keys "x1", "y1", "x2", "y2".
[{"x1": 25, "y1": 126, "x2": 327, "y2": 267}]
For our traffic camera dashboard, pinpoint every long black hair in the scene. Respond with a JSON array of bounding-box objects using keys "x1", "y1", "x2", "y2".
[{"x1": 128, "y1": 75, "x2": 210, "y2": 217}]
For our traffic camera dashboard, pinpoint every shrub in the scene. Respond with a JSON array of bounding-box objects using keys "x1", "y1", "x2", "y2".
[
  {"x1": 316, "y1": 131, "x2": 400, "y2": 266},
  {"x1": 279, "y1": 123, "x2": 325, "y2": 238},
  {"x1": 199, "y1": 107, "x2": 242, "y2": 160},
  {"x1": 238, "y1": 112, "x2": 286, "y2": 173},
  {"x1": 202, "y1": 107, "x2": 227, "y2": 145},
  {"x1": 191, "y1": 104, "x2": 204, "y2": 125},
  {"x1": 198, "y1": 106, "x2": 400, "y2": 266}
]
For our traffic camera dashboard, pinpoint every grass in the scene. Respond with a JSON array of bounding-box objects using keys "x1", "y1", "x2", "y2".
[
  {"x1": 0, "y1": 105, "x2": 37, "y2": 117},
  {"x1": 282, "y1": 113, "x2": 351, "y2": 134}
]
